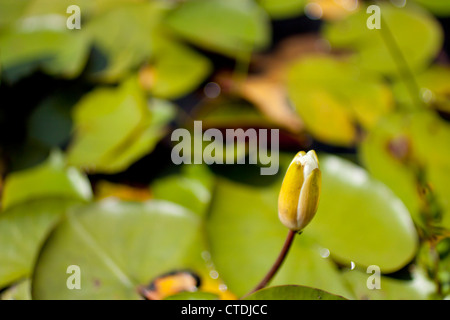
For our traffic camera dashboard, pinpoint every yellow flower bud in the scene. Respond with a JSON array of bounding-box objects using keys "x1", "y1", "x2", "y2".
[{"x1": 278, "y1": 150, "x2": 321, "y2": 231}]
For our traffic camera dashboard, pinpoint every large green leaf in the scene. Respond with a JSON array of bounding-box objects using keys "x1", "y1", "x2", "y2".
[
  {"x1": 151, "y1": 164, "x2": 215, "y2": 217},
  {"x1": 66, "y1": 77, "x2": 146, "y2": 169},
  {"x1": 0, "y1": 198, "x2": 81, "y2": 288},
  {"x1": 67, "y1": 77, "x2": 174, "y2": 174},
  {"x1": 0, "y1": 29, "x2": 90, "y2": 82},
  {"x1": 0, "y1": 0, "x2": 168, "y2": 82},
  {"x1": 393, "y1": 66, "x2": 450, "y2": 113},
  {"x1": 0, "y1": 0, "x2": 29, "y2": 29},
  {"x1": 165, "y1": 292, "x2": 219, "y2": 300},
  {"x1": 287, "y1": 55, "x2": 393, "y2": 146},
  {"x1": 20, "y1": 0, "x2": 143, "y2": 18},
  {"x1": 148, "y1": 40, "x2": 212, "y2": 99},
  {"x1": 323, "y1": 3, "x2": 443, "y2": 76},
  {"x1": 32, "y1": 199, "x2": 206, "y2": 299},
  {"x1": 2, "y1": 151, "x2": 92, "y2": 210},
  {"x1": 93, "y1": 98, "x2": 176, "y2": 173},
  {"x1": 343, "y1": 269, "x2": 435, "y2": 300},
  {"x1": 307, "y1": 155, "x2": 418, "y2": 272},
  {"x1": 413, "y1": 0, "x2": 450, "y2": 16},
  {"x1": 164, "y1": 0, "x2": 270, "y2": 57},
  {"x1": 360, "y1": 111, "x2": 450, "y2": 229},
  {"x1": 206, "y1": 170, "x2": 354, "y2": 299},
  {"x1": 359, "y1": 115, "x2": 420, "y2": 225},
  {"x1": 256, "y1": 0, "x2": 306, "y2": 19},
  {"x1": 0, "y1": 279, "x2": 31, "y2": 300},
  {"x1": 206, "y1": 153, "x2": 418, "y2": 299},
  {"x1": 245, "y1": 285, "x2": 346, "y2": 300},
  {"x1": 84, "y1": 2, "x2": 164, "y2": 81}
]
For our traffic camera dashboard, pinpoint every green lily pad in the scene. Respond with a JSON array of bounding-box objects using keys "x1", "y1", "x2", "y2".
[
  {"x1": 323, "y1": 3, "x2": 443, "y2": 77},
  {"x1": 164, "y1": 0, "x2": 270, "y2": 57},
  {"x1": 307, "y1": 155, "x2": 418, "y2": 272},
  {"x1": 165, "y1": 292, "x2": 219, "y2": 300},
  {"x1": 32, "y1": 199, "x2": 205, "y2": 299},
  {"x1": 256, "y1": 0, "x2": 306, "y2": 19},
  {"x1": 0, "y1": 0, "x2": 29, "y2": 29},
  {"x1": 287, "y1": 55, "x2": 393, "y2": 146},
  {"x1": 342, "y1": 269, "x2": 435, "y2": 300},
  {"x1": 393, "y1": 66, "x2": 450, "y2": 113},
  {"x1": 206, "y1": 153, "x2": 418, "y2": 299},
  {"x1": 149, "y1": 40, "x2": 212, "y2": 99},
  {"x1": 206, "y1": 170, "x2": 354, "y2": 299},
  {"x1": 151, "y1": 164, "x2": 215, "y2": 217},
  {"x1": 0, "y1": 29, "x2": 90, "y2": 82},
  {"x1": 0, "y1": 198, "x2": 81, "y2": 289},
  {"x1": 94, "y1": 98, "x2": 176, "y2": 173},
  {"x1": 413, "y1": 0, "x2": 450, "y2": 16},
  {"x1": 0, "y1": 279, "x2": 31, "y2": 300},
  {"x1": 2, "y1": 151, "x2": 92, "y2": 210},
  {"x1": 21, "y1": 0, "x2": 140, "y2": 18},
  {"x1": 84, "y1": 2, "x2": 164, "y2": 81},
  {"x1": 360, "y1": 111, "x2": 450, "y2": 229},
  {"x1": 67, "y1": 77, "x2": 174, "y2": 174},
  {"x1": 244, "y1": 285, "x2": 346, "y2": 300}
]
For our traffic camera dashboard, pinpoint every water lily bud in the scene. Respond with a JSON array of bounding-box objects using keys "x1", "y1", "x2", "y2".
[{"x1": 278, "y1": 150, "x2": 321, "y2": 231}]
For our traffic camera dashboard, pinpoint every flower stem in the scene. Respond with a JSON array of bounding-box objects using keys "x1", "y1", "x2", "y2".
[{"x1": 243, "y1": 229, "x2": 298, "y2": 298}]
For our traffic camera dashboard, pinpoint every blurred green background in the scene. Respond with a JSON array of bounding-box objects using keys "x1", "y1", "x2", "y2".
[{"x1": 0, "y1": 0, "x2": 450, "y2": 300}]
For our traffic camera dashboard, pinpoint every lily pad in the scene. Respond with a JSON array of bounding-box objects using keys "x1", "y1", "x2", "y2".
[
  {"x1": 206, "y1": 168, "x2": 353, "y2": 299},
  {"x1": 0, "y1": 198, "x2": 81, "y2": 288},
  {"x1": 0, "y1": 279, "x2": 31, "y2": 300},
  {"x1": 342, "y1": 269, "x2": 435, "y2": 300},
  {"x1": 94, "y1": 98, "x2": 176, "y2": 174},
  {"x1": 244, "y1": 285, "x2": 346, "y2": 300},
  {"x1": 359, "y1": 111, "x2": 450, "y2": 229},
  {"x1": 84, "y1": 2, "x2": 164, "y2": 81},
  {"x1": 287, "y1": 55, "x2": 393, "y2": 146},
  {"x1": 2, "y1": 151, "x2": 92, "y2": 210},
  {"x1": 0, "y1": 0, "x2": 28, "y2": 29},
  {"x1": 165, "y1": 292, "x2": 219, "y2": 300},
  {"x1": 206, "y1": 153, "x2": 418, "y2": 300},
  {"x1": 256, "y1": 0, "x2": 306, "y2": 19},
  {"x1": 307, "y1": 155, "x2": 418, "y2": 272},
  {"x1": 151, "y1": 164, "x2": 215, "y2": 217},
  {"x1": 147, "y1": 40, "x2": 212, "y2": 99},
  {"x1": 413, "y1": 0, "x2": 450, "y2": 16},
  {"x1": 0, "y1": 29, "x2": 90, "y2": 82},
  {"x1": 323, "y1": 3, "x2": 443, "y2": 77},
  {"x1": 67, "y1": 78, "x2": 174, "y2": 174},
  {"x1": 393, "y1": 66, "x2": 450, "y2": 113},
  {"x1": 32, "y1": 199, "x2": 205, "y2": 299},
  {"x1": 164, "y1": 0, "x2": 270, "y2": 57}
]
